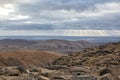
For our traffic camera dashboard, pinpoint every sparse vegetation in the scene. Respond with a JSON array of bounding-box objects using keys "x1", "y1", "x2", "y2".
[{"x1": 17, "y1": 65, "x2": 27, "y2": 73}]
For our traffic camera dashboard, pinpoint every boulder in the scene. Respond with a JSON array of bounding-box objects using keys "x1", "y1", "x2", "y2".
[
  {"x1": 38, "y1": 75, "x2": 50, "y2": 80},
  {"x1": 41, "y1": 70, "x2": 69, "y2": 80},
  {"x1": 0, "y1": 67, "x2": 20, "y2": 76},
  {"x1": 6, "y1": 68, "x2": 20, "y2": 76},
  {"x1": 70, "y1": 66, "x2": 90, "y2": 74},
  {"x1": 96, "y1": 58, "x2": 111, "y2": 65},
  {"x1": 71, "y1": 75, "x2": 97, "y2": 80},
  {"x1": 98, "y1": 73, "x2": 119, "y2": 80},
  {"x1": 51, "y1": 76, "x2": 67, "y2": 80},
  {"x1": 45, "y1": 65, "x2": 69, "y2": 70},
  {"x1": 0, "y1": 67, "x2": 6, "y2": 75},
  {"x1": 99, "y1": 68, "x2": 112, "y2": 76}
]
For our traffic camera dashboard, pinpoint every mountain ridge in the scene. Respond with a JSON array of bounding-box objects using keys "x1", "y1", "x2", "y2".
[{"x1": 0, "y1": 39, "x2": 97, "y2": 53}]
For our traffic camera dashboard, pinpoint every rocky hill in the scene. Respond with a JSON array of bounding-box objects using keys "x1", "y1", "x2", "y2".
[
  {"x1": 52, "y1": 42, "x2": 120, "y2": 78},
  {"x1": 0, "y1": 39, "x2": 97, "y2": 53}
]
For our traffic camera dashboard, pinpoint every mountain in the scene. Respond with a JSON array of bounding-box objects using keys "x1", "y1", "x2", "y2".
[
  {"x1": 28, "y1": 39, "x2": 97, "y2": 53},
  {"x1": 0, "y1": 50, "x2": 62, "y2": 67},
  {"x1": 0, "y1": 39, "x2": 97, "y2": 53},
  {"x1": 0, "y1": 39, "x2": 35, "y2": 51}
]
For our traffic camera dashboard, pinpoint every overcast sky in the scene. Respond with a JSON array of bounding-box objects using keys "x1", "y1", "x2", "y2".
[{"x1": 0, "y1": 0, "x2": 120, "y2": 36}]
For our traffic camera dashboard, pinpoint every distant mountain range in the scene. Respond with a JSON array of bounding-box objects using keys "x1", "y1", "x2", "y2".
[{"x1": 0, "y1": 39, "x2": 97, "y2": 53}]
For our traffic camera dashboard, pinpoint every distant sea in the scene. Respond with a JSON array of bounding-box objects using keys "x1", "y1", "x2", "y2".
[{"x1": 0, "y1": 36, "x2": 120, "y2": 43}]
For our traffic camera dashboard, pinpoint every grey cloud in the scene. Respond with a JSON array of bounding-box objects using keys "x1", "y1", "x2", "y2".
[
  {"x1": 17, "y1": 0, "x2": 120, "y2": 11},
  {"x1": 0, "y1": 0, "x2": 35, "y2": 4},
  {"x1": 0, "y1": 0, "x2": 120, "y2": 31}
]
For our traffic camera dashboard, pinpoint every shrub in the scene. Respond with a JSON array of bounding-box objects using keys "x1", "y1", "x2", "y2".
[{"x1": 17, "y1": 65, "x2": 27, "y2": 73}]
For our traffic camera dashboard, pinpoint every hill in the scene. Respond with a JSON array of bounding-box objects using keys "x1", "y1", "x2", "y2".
[{"x1": 0, "y1": 50, "x2": 62, "y2": 67}]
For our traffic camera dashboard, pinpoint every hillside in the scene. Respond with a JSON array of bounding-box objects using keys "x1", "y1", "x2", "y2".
[
  {"x1": 0, "y1": 39, "x2": 97, "y2": 53},
  {"x1": 53, "y1": 42, "x2": 120, "y2": 76},
  {"x1": 0, "y1": 50, "x2": 62, "y2": 67}
]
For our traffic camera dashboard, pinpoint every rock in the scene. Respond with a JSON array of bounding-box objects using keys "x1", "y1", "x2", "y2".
[
  {"x1": 0, "y1": 67, "x2": 6, "y2": 75},
  {"x1": 40, "y1": 67, "x2": 53, "y2": 77},
  {"x1": 38, "y1": 75, "x2": 50, "y2": 80},
  {"x1": 118, "y1": 76, "x2": 120, "y2": 80},
  {"x1": 42, "y1": 70, "x2": 69, "y2": 80},
  {"x1": 99, "y1": 68, "x2": 112, "y2": 76},
  {"x1": 96, "y1": 58, "x2": 111, "y2": 65},
  {"x1": 45, "y1": 65, "x2": 69, "y2": 70},
  {"x1": 0, "y1": 76, "x2": 18, "y2": 80},
  {"x1": 70, "y1": 66, "x2": 90, "y2": 73},
  {"x1": 109, "y1": 61, "x2": 119, "y2": 65},
  {"x1": 17, "y1": 65, "x2": 27, "y2": 73},
  {"x1": 30, "y1": 72, "x2": 39, "y2": 77},
  {"x1": 98, "y1": 73, "x2": 119, "y2": 80},
  {"x1": 71, "y1": 75, "x2": 97, "y2": 80},
  {"x1": 0, "y1": 67, "x2": 20, "y2": 76},
  {"x1": 47, "y1": 71, "x2": 65, "y2": 78},
  {"x1": 51, "y1": 76, "x2": 67, "y2": 80},
  {"x1": 6, "y1": 68, "x2": 20, "y2": 76}
]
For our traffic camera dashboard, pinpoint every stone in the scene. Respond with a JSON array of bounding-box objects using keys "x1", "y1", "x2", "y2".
[
  {"x1": 98, "y1": 73, "x2": 116, "y2": 80},
  {"x1": 38, "y1": 75, "x2": 50, "y2": 80},
  {"x1": 6, "y1": 69, "x2": 20, "y2": 76},
  {"x1": 70, "y1": 66, "x2": 90, "y2": 74},
  {"x1": 99, "y1": 68, "x2": 112, "y2": 76},
  {"x1": 0, "y1": 67, "x2": 20, "y2": 76},
  {"x1": 71, "y1": 75, "x2": 97, "y2": 80}
]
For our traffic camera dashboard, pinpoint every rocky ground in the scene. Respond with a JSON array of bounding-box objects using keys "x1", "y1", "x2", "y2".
[
  {"x1": 52, "y1": 42, "x2": 120, "y2": 80},
  {"x1": 0, "y1": 65, "x2": 119, "y2": 80}
]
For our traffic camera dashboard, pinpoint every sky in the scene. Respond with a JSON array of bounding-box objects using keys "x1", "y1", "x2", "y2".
[{"x1": 0, "y1": 0, "x2": 120, "y2": 36}]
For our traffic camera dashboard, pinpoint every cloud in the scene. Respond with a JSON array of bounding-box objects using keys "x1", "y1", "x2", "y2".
[
  {"x1": 0, "y1": 0, "x2": 120, "y2": 36},
  {"x1": 81, "y1": 2, "x2": 120, "y2": 17},
  {"x1": 0, "y1": 30, "x2": 119, "y2": 36},
  {"x1": 0, "y1": 3, "x2": 29, "y2": 20},
  {"x1": 30, "y1": 2, "x2": 120, "y2": 22},
  {"x1": 0, "y1": 4, "x2": 14, "y2": 15},
  {"x1": 8, "y1": 15, "x2": 29, "y2": 20},
  {"x1": 0, "y1": 4, "x2": 15, "y2": 19},
  {"x1": 0, "y1": 0, "x2": 33, "y2": 4}
]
